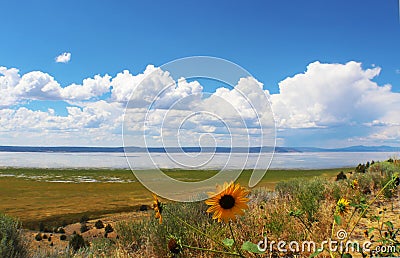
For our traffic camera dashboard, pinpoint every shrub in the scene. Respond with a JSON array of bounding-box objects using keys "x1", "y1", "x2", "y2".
[
  {"x1": 355, "y1": 163, "x2": 367, "y2": 173},
  {"x1": 56, "y1": 227, "x2": 65, "y2": 234},
  {"x1": 277, "y1": 177, "x2": 326, "y2": 225},
  {"x1": 296, "y1": 178, "x2": 326, "y2": 224},
  {"x1": 60, "y1": 234, "x2": 67, "y2": 241},
  {"x1": 330, "y1": 182, "x2": 343, "y2": 201},
  {"x1": 44, "y1": 227, "x2": 52, "y2": 233},
  {"x1": 275, "y1": 179, "x2": 301, "y2": 198},
  {"x1": 336, "y1": 171, "x2": 347, "y2": 181},
  {"x1": 381, "y1": 176, "x2": 397, "y2": 199},
  {"x1": 35, "y1": 233, "x2": 42, "y2": 241},
  {"x1": 39, "y1": 222, "x2": 45, "y2": 232},
  {"x1": 80, "y1": 215, "x2": 89, "y2": 224},
  {"x1": 264, "y1": 209, "x2": 286, "y2": 238},
  {"x1": 381, "y1": 162, "x2": 399, "y2": 177},
  {"x1": 94, "y1": 220, "x2": 104, "y2": 229},
  {"x1": 105, "y1": 224, "x2": 113, "y2": 233},
  {"x1": 80, "y1": 224, "x2": 89, "y2": 233},
  {"x1": 69, "y1": 233, "x2": 86, "y2": 252}
]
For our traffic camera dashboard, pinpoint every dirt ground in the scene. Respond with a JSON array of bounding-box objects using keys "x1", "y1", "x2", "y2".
[{"x1": 25, "y1": 209, "x2": 150, "y2": 255}]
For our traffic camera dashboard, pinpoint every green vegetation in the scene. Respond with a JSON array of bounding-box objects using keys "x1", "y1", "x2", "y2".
[
  {"x1": 80, "y1": 224, "x2": 89, "y2": 233},
  {"x1": 69, "y1": 233, "x2": 86, "y2": 252},
  {"x1": 108, "y1": 160, "x2": 399, "y2": 257},
  {"x1": 0, "y1": 214, "x2": 28, "y2": 258},
  {"x1": 34, "y1": 233, "x2": 42, "y2": 241},
  {"x1": 0, "y1": 160, "x2": 399, "y2": 257},
  {"x1": 0, "y1": 167, "x2": 347, "y2": 229},
  {"x1": 94, "y1": 220, "x2": 104, "y2": 229},
  {"x1": 79, "y1": 215, "x2": 89, "y2": 224},
  {"x1": 104, "y1": 223, "x2": 113, "y2": 233}
]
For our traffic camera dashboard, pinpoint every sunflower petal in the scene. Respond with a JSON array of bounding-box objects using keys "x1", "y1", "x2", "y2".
[{"x1": 205, "y1": 182, "x2": 249, "y2": 223}]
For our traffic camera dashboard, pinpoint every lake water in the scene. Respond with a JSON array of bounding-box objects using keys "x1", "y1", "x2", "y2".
[{"x1": 0, "y1": 151, "x2": 397, "y2": 169}]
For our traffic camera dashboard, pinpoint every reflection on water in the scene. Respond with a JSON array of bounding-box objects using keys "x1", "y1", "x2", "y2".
[{"x1": 0, "y1": 151, "x2": 397, "y2": 169}]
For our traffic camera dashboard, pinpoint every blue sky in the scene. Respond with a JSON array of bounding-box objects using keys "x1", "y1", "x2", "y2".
[{"x1": 0, "y1": 0, "x2": 400, "y2": 147}]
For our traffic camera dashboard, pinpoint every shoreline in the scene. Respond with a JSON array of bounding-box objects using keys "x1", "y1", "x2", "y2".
[{"x1": 0, "y1": 151, "x2": 396, "y2": 170}]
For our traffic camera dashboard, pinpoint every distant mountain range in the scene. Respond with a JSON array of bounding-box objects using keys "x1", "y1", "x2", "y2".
[{"x1": 0, "y1": 145, "x2": 398, "y2": 153}]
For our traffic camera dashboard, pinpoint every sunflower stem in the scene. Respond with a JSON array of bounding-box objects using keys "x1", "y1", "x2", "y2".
[
  {"x1": 345, "y1": 207, "x2": 357, "y2": 230},
  {"x1": 229, "y1": 220, "x2": 245, "y2": 258}
]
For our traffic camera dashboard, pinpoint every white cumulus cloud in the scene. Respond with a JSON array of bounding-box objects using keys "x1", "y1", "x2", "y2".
[
  {"x1": 0, "y1": 66, "x2": 112, "y2": 106},
  {"x1": 55, "y1": 52, "x2": 71, "y2": 63},
  {"x1": 271, "y1": 61, "x2": 397, "y2": 129},
  {"x1": 270, "y1": 61, "x2": 400, "y2": 145},
  {"x1": 1, "y1": 61, "x2": 400, "y2": 146}
]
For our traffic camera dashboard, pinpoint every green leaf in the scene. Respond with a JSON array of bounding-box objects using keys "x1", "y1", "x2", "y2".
[
  {"x1": 334, "y1": 215, "x2": 342, "y2": 225},
  {"x1": 222, "y1": 238, "x2": 234, "y2": 248},
  {"x1": 241, "y1": 241, "x2": 264, "y2": 254},
  {"x1": 288, "y1": 209, "x2": 303, "y2": 217},
  {"x1": 367, "y1": 227, "x2": 375, "y2": 234},
  {"x1": 309, "y1": 248, "x2": 323, "y2": 258},
  {"x1": 342, "y1": 253, "x2": 353, "y2": 258},
  {"x1": 384, "y1": 221, "x2": 394, "y2": 230}
]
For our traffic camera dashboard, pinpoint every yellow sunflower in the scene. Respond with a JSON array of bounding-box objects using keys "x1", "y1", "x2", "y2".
[
  {"x1": 336, "y1": 198, "x2": 350, "y2": 216},
  {"x1": 205, "y1": 182, "x2": 249, "y2": 223},
  {"x1": 152, "y1": 194, "x2": 163, "y2": 224}
]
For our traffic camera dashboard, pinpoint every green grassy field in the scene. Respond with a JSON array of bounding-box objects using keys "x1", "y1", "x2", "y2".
[{"x1": 0, "y1": 167, "x2": 352, "y2": 229}]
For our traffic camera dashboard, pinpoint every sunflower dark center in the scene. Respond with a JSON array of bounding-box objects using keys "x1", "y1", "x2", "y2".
[{"x1": 219, "y1": 195, "x2": 235, "y2": 209}]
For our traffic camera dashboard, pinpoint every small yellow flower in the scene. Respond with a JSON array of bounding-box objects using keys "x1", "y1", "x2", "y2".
[
  {"x1": 205, "y1": 182, "x2": 249, "y2": 223},
  {"x1": 351, "y1": 179, "x2": 358, "y2": 189},
  {"x1": 152, "y1": 194, "x2": 163, "y2": 224},
  {"x1": 336, "y1": 198, "x2": 350, "y2": 216}
]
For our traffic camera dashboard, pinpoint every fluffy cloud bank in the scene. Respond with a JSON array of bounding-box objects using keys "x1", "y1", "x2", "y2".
[
  {"x1": 0, "y1": 61, "x2": 399, "y2": 146},
  {"x1": 0, "y1": 67, "x2": 112, "y2": 105},
  {"x1": 270, "y1": 61, "x2": 400, "y2": 145},
  {"x1": 272, "y1": 61, "x2": 398, "y2": 128}
]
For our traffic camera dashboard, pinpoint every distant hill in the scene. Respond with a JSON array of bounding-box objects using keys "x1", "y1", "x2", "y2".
[
  {"x1": 295, "y1": 145, "x2": 400, "y2": 152},
  {"x1": 0, "y1": 145, "x2": 398, "y2": 153}
]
